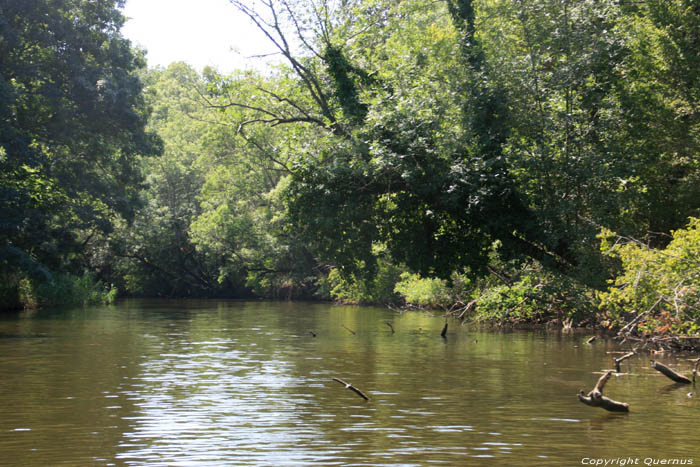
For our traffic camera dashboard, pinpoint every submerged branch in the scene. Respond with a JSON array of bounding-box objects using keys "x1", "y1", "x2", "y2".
[
  {"x1": 332, "y1": 377, "x2": 370, "y2": 401},
  {"x1": 614, "y1": 351, "x2": 635, "y2": 373}
]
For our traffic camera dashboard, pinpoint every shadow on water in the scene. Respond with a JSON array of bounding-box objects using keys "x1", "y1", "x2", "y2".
[
  {"x1": 659, "y1": 382, "x2": 693, "y2": 394},
  {"x1": 0, "y1": 332, "x2": 50, "y2": 339}
]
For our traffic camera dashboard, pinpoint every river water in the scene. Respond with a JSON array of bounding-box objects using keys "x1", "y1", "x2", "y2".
[{"x1": 0, "y1": 300, "x2": 697, "y2": 466}]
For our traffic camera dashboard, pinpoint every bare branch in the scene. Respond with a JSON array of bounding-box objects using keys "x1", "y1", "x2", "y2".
[
  {"x1": 332, "y1": 377, "x2": 370, "y2": 401},
  {"x1": 236, "y1": 126, "x2": 295, "y2": 175},
  {"x1": 618, "y1": 295, "x2": 664, "y2": 336},
  {"x1": 256, "y1": 86, "x2": 318, "y2": 120},
  {"x1": 230, "y1": 0, "x2": 340, "y2": 132},
  {"x1": 279, "y1": 0, "x2": 324, "y2": 58}
]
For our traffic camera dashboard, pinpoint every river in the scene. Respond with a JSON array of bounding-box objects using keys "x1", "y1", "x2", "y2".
[{"x1": 0, "y1": 300, "x2": 697, "y2": 466}]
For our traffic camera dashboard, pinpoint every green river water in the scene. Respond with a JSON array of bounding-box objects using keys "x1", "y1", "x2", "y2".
[{"x1": 0, "y1": 300, "x2": 697, "y2": 466}]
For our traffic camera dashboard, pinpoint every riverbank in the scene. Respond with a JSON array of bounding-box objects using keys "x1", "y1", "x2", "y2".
[{"x1": 451, "y1": 309, "x2": 700, "y2": 353}]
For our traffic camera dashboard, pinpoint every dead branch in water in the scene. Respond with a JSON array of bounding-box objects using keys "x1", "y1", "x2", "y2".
[
  {"x1": 448, "y1": 299, "x2": 478, "y2": 320},
  {"x1": 385, "y1": 322, "x2": 395, "y2": 334},
  {"x1": 586, "y1": 336, "x2": 597, "y2": 344},
  {"x1": 577, "y1": 370, "x2": 630, "y2": 412},
  {"x1": 651, "y1": 360, "x2": 692, "y2": 384},
  {"x1": 440, "y1": 323, "x2": 448, "y2": 338},
  {"x1": 614, "y1": 351, "x2": 635, "y2": 373},
  {"x1": 332, "y1": 377, "x2": 370, "y2": 401},
  {"x1": 342, "y1": 324, "x2": 356, "y2": 335}
]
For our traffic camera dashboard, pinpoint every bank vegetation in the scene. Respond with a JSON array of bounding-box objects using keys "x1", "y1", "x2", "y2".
[{"x1": 1, "y1": 0, "x2": 699, "y2": 342}]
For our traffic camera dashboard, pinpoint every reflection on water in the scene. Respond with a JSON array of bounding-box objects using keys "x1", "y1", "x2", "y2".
[{"x1": 0, "y1": 300, "x2": 697, "y2": 466}]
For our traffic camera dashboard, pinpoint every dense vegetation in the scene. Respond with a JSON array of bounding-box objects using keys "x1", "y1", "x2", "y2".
[{"x1": 1, "y1": 0, "x2": 699, "y2": 336}]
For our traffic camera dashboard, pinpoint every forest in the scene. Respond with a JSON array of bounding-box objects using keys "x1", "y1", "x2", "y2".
[{"x1": 1, "y1": 0, "x2": 699, "y2": 337}]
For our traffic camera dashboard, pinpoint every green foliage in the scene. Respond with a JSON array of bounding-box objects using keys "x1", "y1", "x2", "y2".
[
  {"x1": 326, "y1": 254, "x2": 402, "y2": 305},
  {"x1": 473, "y1": 275, "x2": 542, "y2": 322},
  {"x1": 22, "y1": 273, "x2": 117, "y2": 308},
  {"x1": 471, "y1": 269, "x2": 588, "y2": 324},
  {"x1": 323, "y1": 45, "x2": 370, "y2": 124},
  {"x1": 598, "y1": 218, "x2": 700, "y2": 335},
  {"x1": 0, "y1": 274, "x2": 22, "y2": 310},
  {"x1": 394, "y1": 273, "x2": 453, "y2": 309},
  {"x1": 0, "y1": 0, "x2": 159, "y2": 306},
  {"x1": 108, "y1": 64, "x2": 324, "y2": 299},
  {"x1": 4, "y1": 0, "x2": 699, "y2": 327}
]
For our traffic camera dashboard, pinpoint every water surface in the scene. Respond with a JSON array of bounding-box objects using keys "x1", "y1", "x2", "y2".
[{"x1": 0, "y1": 300, "x2": 697, "y2": 466}]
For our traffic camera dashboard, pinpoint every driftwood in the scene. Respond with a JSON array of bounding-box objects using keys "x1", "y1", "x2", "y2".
[
  {"x1": 614, "y1": 351, "x2": 635, "y2": 373},
  {"x1": 586, "y1": 336, "x2": 597, "y2": 344},
  {"x1": 578, "y1": 370, "x2": 630, "y2": 412},
  {"x1": 651, "y1": 360, "x2": 692, "y2": 384},
  {"x1": 341, "y1": 324, "x2": 356, "y2": 335},
  {"x1": 385, "y1": 322, "x2": 395, "y2": 334},
  {"x1": 440, "y1": 323, "x2": 448, "y2": 338},
  {"x1": 332, "y1": 377, "x2": 370, "y2": 401},
  {"x1": 308, "y1": 331, "x2": 316, "y2": 337}
]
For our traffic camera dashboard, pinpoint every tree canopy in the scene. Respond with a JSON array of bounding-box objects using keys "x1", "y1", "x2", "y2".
[
  {"x1": 0, "y1": 0, "x2": 158, "y2": 306},
  {"x1": 2, "y1": 0, "x2": 699, "y2": 333}
]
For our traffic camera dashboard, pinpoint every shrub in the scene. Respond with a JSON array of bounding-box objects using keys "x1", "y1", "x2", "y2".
[
  {"x1": 474, "y1": 276, "x2": 539, "y2": 321},
  {"x1": 393, "y1": 272, "x2": 453, "y2": 309},
  {"x1": 468, "y1": 263, "x2": 594, "y2": 324},
  {"x1": 597, "y1": 217, "x2": 700, "y2": 335},
  {"x1": 0, "y1": 275, "x2": 22, "y2": 311},
  {"x1": 327, "y1": 255, "x2": 403, "y2": 305},
  {"x1": 23, "y1": 273, "x2": 118, "y2": 308}
]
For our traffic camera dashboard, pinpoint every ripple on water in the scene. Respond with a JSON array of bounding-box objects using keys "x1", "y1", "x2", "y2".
[{"x1": 2, "y1": 301, "x2": 699, "y2": 466}]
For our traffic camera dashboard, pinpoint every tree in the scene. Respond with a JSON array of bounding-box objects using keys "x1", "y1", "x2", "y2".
[
  {"x1": 227, "y1": 0, "x2": 580, "y2": 283},
  {"x1": 0, "y1": 0, "x2": 159, "y2": 306},
  {"x1": 109, "y1": 63, "x2": 321, "y2": 298},
  {"x1": 226, "y1": 0, "x2": 700, "y2": 297}
]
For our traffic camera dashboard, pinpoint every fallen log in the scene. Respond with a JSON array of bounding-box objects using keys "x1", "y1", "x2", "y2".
[
  {"x1": 614, "y1": 351, "x2": 635, "y2": 373},
  {"x1": 577, "y1": 370, "x2": 630, "y2": 412},
  {"x1": 651, "y1": 360, "x2": 692, "y2": 384},
  {"x1": 332, "y1": 377, "x2": 370, "y2": 401}
]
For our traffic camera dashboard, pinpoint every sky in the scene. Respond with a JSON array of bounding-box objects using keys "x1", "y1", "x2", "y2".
[{"x1": 120, "y1": 0, "x2": 275, "y2": 73}]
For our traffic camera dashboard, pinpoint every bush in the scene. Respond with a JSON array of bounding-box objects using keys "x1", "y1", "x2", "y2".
[
  {"x1": 474, "y1": 275, "x2": 542, "y2": 321},
  {"x1": 468, "y1": 265, "x2": 594, "y2": 325},
  {"x1": 393, "y1": 272, "x2": 453, "y2": 309},
  {"x1": 0, "y1": 275, "x2": 22, "y2": 311},
  {"x1": 597, "y1": 217, "x2": 700, "y2": 335},
  {"x1": 23, "y1": 273, "x2": 118, "y2": 308},
  {"x1": 327, "y1": 255, "x2": 403, "y2": 305}
]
